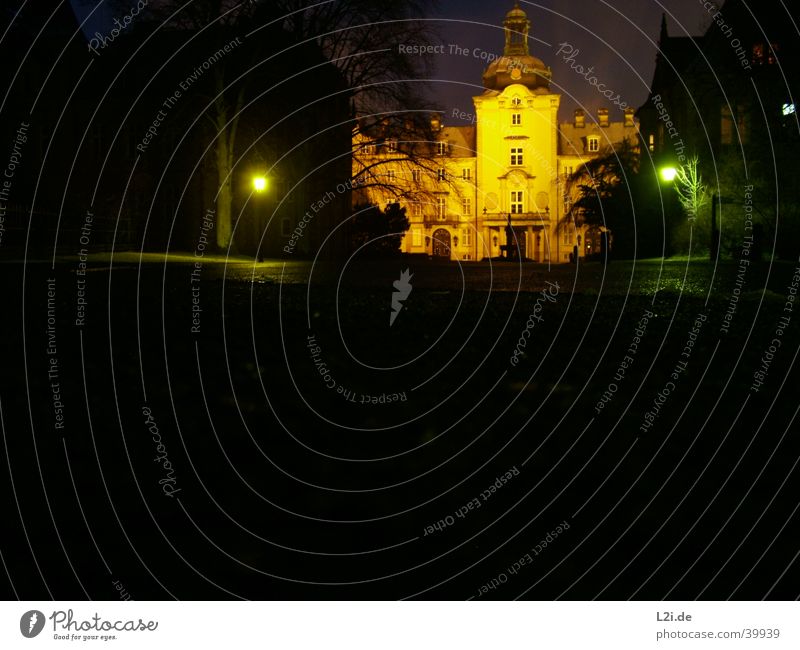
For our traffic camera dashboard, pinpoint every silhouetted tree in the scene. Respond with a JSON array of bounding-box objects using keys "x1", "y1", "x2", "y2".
[
  {"x1": 349, "y1": 202, "x2": 409, "y2": 257},
  {"x1": 563, "y1": 139, "x2": 648, "y2": 257}
]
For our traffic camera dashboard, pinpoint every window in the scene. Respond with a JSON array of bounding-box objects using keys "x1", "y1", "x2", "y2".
[
  {"x1": 587, "y1": 137, "x2": 600, "y2": 153},
  {"x1": 563, "y1": 165, "x2": 573, "y2": 177},
  {"x1": 512, "y1": 97, "x2": 522, "y2": 107},
  {"x1": 753, "y1": 42, "x2": 779, "y2": 65},
  {"x1": 437, "y1": 141, "x2": 448, "y2": 156},
  {"x1": 437, "y1": 168, "x2": 446, "y2": 181},
  {"x1": 436, "y1": 197, "x2": 447, "y2": 220},
  {"x1": 512, "y1": 113, "x2": 522, "y2": 126},
  {"x1": 752, "y1": 43, "x2": 765, "y2": 65},
  {"x1": 363, "y1": 142, "x2": 375, "y2": 155},
  {"x1": 387, "y1": 170, "x2": 396, "y2": 181},
  {"x1": 462, "y1": 198, "x2": 471, "y2": 215},
  {"x1": 511, "y1": 191, "x2": 524, "y2": 214},
  {"x1": 511, "y1": 147, "x2": 524, "y2": 166},
  {"x1": 562, "y1": 229, "x2": 572, "y2": 245},
  {"x1": 412, "y1": 170, "x2": 421, "y2": 182},
  {"x1": 462, "y1": 228, "x2": 472, "y2": 247},
  {"x1": 386, "y1": 139, "x2": 397, "y2": 153},
  {"x1": 648, "y1": 133, "x2": 655, "y2": 153},
  {"x1": 721, "y1": 106, "x2": 733, "y2": 145},
  {"x1": 782, "y1": 103, "x2": 796, "y2": 116},
  {"x1": 462, "y1": 168, "x2": 471, "y2": 181},
  {"x1": 412, "y1": 203, "x2": 423, "y2": 218},
  {"x1": 412, "y1": 229, "x2": 422, "y2": 246}
]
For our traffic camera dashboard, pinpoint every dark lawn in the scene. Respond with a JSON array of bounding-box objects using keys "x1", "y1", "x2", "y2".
[{"x1": 1, "y1": 256, "x2": 798, "y2": 599}]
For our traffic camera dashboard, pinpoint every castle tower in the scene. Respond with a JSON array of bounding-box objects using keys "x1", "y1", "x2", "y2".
[{"x1": 474, "y1": 2, "x2": 560, "y2": 262}]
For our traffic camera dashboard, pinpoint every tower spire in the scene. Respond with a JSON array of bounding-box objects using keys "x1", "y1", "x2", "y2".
[{"x1": 659, "y1": 13, "x2": 668, "y2": 45}]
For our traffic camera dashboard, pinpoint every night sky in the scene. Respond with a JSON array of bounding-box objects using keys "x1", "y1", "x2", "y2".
[
  {"x1": 69, "y1": 0, "x2": 713, "y2": 123},
  {"x1": 429, "y1": 0, "x2": 712, "y2": 121}
]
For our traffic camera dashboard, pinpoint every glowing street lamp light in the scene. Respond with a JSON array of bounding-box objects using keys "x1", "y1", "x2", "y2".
[
  {"x1": 660, "y1": 166, "x2": 677, "y2": 182},
  {"x1": 252, "y1": 176, "x2": 268, "y2": 192}
]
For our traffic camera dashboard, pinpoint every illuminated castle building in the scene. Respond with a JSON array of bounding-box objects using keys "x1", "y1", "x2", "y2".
[{"x1": 353, "y1": 2, "x2": 638, "y2": 262}]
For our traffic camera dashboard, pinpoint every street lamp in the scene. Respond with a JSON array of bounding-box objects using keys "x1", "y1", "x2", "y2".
[
  {"x1": 660, "y1": 166, "x2": 677, "y2": 183},
  {"x1": 252, "y1": 175, "x2": 268, "y2": 193}
]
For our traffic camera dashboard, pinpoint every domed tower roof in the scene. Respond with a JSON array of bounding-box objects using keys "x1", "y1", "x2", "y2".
[{"x1": 482, "y1": 2, "x2": 552, "y2": 92}]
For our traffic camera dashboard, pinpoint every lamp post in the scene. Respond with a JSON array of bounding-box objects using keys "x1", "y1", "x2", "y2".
[
  {"x1": 252, "y1": 175, "x2": 268, "y2": 260},
  {"x1": 710, "y1": 193, "x2": 735, "y2": 261},
  {"x1": 481, "y1": 207, "x2": 487, "y2": 261},
  {"x1": 659, "y1": 165, "x2": 678, "y2": 258}
]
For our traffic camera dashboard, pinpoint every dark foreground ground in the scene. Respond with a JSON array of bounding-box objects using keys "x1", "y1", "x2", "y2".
[{"x1": 1, "y1": 255, "x2": 799, "y2": 600}]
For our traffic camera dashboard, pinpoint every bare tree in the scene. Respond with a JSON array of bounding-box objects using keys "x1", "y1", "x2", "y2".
[
  {"x1": 674, "y1": 156, "x2": 708, "y2": 222},
  {"x1": 276, "y1": 0, "x2": 438, "y2": 115},
  {"x1": 351, "y1": 115, "x2": 466, "y2": 208},
  {"x1": 283, "y1": 0, "x2": 454, "y2": 205},
  {"x1": 114, "y1": 0, "x2": 439, "y2": 250}
]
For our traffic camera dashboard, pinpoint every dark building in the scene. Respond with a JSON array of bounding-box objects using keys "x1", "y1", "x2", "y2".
[{"x1": 637, "y1": 0, "x2": 800, "y2": 257}]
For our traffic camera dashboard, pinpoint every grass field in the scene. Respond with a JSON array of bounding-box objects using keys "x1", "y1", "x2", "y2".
[{"x1": 2, "y1": 255, "x2": 798, "y2": 599}]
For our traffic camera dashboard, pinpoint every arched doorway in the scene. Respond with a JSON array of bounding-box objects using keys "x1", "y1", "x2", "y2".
[
  {"x1": 432, "y1": 228, "x2": 451, "y2": 259},
  {"x1": 585, "y1": 227, "x2": 602, "y2": 258}
]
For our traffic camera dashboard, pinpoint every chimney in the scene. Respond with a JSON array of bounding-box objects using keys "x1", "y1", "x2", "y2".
[
  {"x1": 598, "y1": 108, "x2": 609, "y2": 127},
  {"x1": 574, "y1": 109, "x2": 585, "y2": 128},
  {"x1": 624, "y1": 107, "x2": 636, "y2": 127}
]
